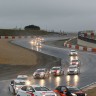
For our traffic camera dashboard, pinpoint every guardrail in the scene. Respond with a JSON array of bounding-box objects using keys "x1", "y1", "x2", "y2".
[{"x1": 78, "y1": 35, "x2": 96, "y2": 44}]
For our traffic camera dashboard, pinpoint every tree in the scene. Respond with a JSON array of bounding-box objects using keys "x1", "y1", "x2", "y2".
[{"x1": 24, "y1": 25, "x2": 40, "y2": 30}]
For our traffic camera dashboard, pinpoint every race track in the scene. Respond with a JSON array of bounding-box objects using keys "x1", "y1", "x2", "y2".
[{"x1": 0, "y1": 35, "x2": 96, "y2": 96}]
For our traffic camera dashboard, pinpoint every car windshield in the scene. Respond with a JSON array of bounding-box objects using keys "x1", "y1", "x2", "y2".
[
  {"x1": 36, "y1": 70, "x2": 45, "y2": 72},
  {"x1": 71, "y1": 50, "x2": 76, "y2": 52},
  {"x1": 72, "y1": 60, "x2": 78, "y2": 62},
  {"x1": 15, "y1": 82, "x2": 25, "y2": 85},
  {"x1": 34, "y1": 87, "x2": 50, "y2": 91},
  {"x1": 69, "y1": 67, "x2": 77, "y2": 69},
  {"x1": 17, "y1": 78, "x2": 27, "y2": 80},
  {"x1": 52, "y1": 67, "x2": 60, "y2": 70},
  {"x1": 68, "y1": 87, "x2": 79, "y2": 93}
]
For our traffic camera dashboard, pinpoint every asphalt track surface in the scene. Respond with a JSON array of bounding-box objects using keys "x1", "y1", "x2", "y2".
[{"x1": 1, "y1": 35, "x2": 96, "y2": 96}]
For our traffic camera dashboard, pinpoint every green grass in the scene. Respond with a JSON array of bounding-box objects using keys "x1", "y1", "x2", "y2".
[{"x1": 0, "y1": 29, "x2": 59, "y2": 36}]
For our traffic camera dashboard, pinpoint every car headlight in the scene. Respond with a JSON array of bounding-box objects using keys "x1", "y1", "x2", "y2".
[
  {"x1": 76, "y1": 62, "x2": 78, "y2": 64},
  {"x1": 67, "y1": 69, "x2": 69, "y2": 72},
  {"x1": 33, "y1": 73, "x2": 35, "y2": 76},
  {"x1": 25, "y1": 80, "x2": 31, "y2": 86},
  {"x1": 16, "y1": 87, "x2": 19, "y2": 90},
  {"x1": 71, "y1": 93, "x2": 77, "y2": 96},
  {"x1": 57, "y1": 70, "x2": 60, "y2": 73},
  {"x1": 55, "y1": 94, "x2": 58, "y2": 96},
  {"x1": 75, "y1": 69, "x2": 77, "y2": 72},
  {"x1": 49, "y1": 70, "x2": 51, "y2": 74},
  {"x1": 85, "y1": 93, "x2": 87, "y2": 96}
]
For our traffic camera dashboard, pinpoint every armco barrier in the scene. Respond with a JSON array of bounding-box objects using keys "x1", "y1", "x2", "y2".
[{"x1": 78, "y1": 35, "x2": 96, "y2": 44}]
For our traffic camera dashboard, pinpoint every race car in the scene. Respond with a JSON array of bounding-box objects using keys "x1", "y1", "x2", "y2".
[
  {"x1": 17, "y1": 85, "x2": 57, "y2": 96},
  {"x1": 69, "y1": 50, "x2": 78, "y2": 56},
  {"x1": 70, "y1": 55, "x2": 78, "y2": 62},
  {"x1": 8, "y1": 79, "x2": 30, "y2": 95},
  {"x1": 54, "y1": 86, "x2": 87, "y2": 96},
  {"x1": 50, "y1": 66, "x2": 64, "y2": 76},
  {"x1": 67, "y1": 65, "x2": 80, "y2": 75},
  {"x1": 70, "y1": 59, "x2": 81, "y2": 67},
  {"x1": 16, "y1": 75, "x2": 29, "y2": 81},
  {"x1": 33, "y1": 68, "x2": 50, "y2": 79}
]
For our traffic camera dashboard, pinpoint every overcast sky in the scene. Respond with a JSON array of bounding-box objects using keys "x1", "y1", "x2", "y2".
[{"x1": 0, "y1": 0, "x2": 96, "y2": 32}]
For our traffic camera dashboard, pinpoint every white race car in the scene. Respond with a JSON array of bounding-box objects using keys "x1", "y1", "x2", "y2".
[
  {"x1": 8, "y1": 79, "x2": 26, "y2": 95},
  {"x1": 70, "y1": 59, "x2": 81, "y2": 67},
  {"x1": 50, "y1": 66, "x2": 64, "y2": 76},
  {"x1": 69, "y1": 50, "x2": 78, "y2": 56},
  {"x1": 33, "y1": 68, "x2": 50, "y2": 79},
  {"x1": 67, "y1": 65, "x2": 80, "y2": 75},
  {"x1": 8, "y1": 75, "x2": 30, "y2": 95},
  {"x1": 16, "y1": 75, "x2": 28, "y2": 81},
  {"x1": 17, "y1": 85, "x2": 57, "y2": 96}
]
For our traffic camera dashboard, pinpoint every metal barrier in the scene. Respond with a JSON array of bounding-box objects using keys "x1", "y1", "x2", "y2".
[{"x1": 78, "y1": 35, "x2": 96, "y2": 44}]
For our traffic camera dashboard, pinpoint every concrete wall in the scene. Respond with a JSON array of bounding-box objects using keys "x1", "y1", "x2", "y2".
[{"x1": 77, "y1": 39, "x2": 96, "y2": 48}]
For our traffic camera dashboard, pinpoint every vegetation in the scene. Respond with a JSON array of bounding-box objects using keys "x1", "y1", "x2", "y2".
[
  {"x1": 0, "y1": 29, "x2": 57, "y2": 36},
  {"x1": 24, "y1": 25, "x2": 40, "y2": 30}
]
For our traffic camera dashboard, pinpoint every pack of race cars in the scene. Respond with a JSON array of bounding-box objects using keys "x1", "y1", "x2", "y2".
[
  {"x1": 67, "y1": 50, "x2": 81, "y2": 75},
  {"x1": 9, "y1": 75, "x2": 87, "y2": 96},
  {"x1": 8, "y1": 50, "x2": 86, "y2": 96}
]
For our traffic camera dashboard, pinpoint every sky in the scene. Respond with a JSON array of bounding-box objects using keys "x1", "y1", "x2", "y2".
[{"x1": 0, "y1": 0, "x2": 96, "y2": 32}]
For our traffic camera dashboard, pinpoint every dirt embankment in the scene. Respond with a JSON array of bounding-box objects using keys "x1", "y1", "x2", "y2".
[
  {"x1": 0, "y1": 39, "x2": 37, "y2": 65},
  {"x1": 0, "y1": 39, "x2": 60, "y2": 65},
  {"x1": 0, "y1": 39, "x2": 60, "y2": 80}
]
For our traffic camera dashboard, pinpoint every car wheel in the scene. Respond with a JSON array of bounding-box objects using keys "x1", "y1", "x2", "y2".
[
  {"x1": 13, "y1": 89, "x2": 16, "y2": 95},
  {"x1": 56, "y1": 92, "x2": 60, "y2": 96},
  {"x1": 17, "y1": 95, "x2": 20, "y2": 96},
  {"x1": 43, "y1": 75, "x2": 46, "y2": 79},
  {"x1": 8, "y1": 87, "x2": 10, "y2": 92},
  {"x1": 62, "y1": 71, "x2": 64, "y2": 75}
]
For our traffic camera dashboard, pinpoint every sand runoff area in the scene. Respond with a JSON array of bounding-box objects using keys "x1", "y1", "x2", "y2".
[{"x1": 0, "y1": 39, "x2": 37, "y2": 65}]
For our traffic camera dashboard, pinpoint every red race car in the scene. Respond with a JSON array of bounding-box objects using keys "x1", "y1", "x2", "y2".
[{"x1": 54, "y1": 86, "x2": 87, "y2": 96}]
